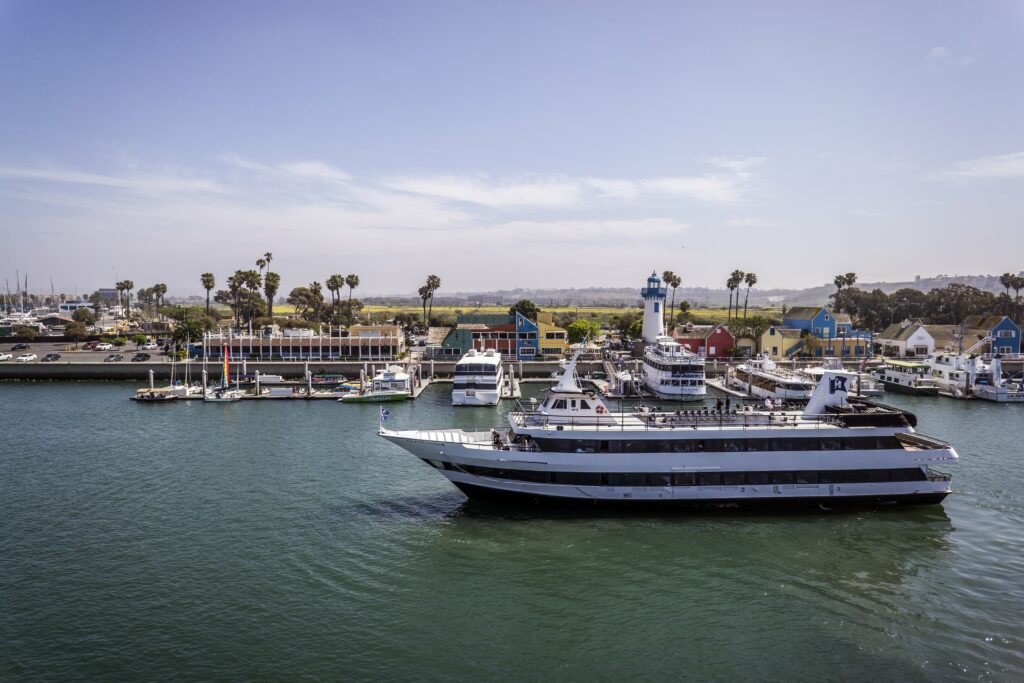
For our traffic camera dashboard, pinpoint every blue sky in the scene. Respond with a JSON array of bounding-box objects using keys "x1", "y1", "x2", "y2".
[{"x1": 2, "y1": 1, "x2": 1023, "y2": 297}]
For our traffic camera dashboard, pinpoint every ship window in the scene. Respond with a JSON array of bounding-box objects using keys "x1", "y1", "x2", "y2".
[
  {"x1": 722, "y1": 472, "x2": 745, "y2": 486},
  {"x1": 819, "y1": 438, "x2": 840, "y2": 451},
  {"x1": 696, "y1": 472, "x2": 722, "y2": 486},
  {"x1": 579, "y1": 400, "x2": 591, "y2": 409},
  {"x1": 868, "y1": 469, "x2": 890, "y2": 483},
  {"x1": 672, "y1": 472, "x2": 696, "y2": 486},
  {"x1": 645, "y1": 473, "x2": 671, "y2": 486},
  {"x1": 747, "y1": 472, "x2": 770, "y2": 485},
  {"x1": 891, "y1": 468, "x2": 925, "y2": 482},
  {"x1": 771, "y1": 471, "x2": 795, "y2": 484},
  {"x1": 605, "y1": 472, "x2": 646, "y2": 487},
  {"x1": 795, "y1": 471, "x2": 817, "y2": 484},
  {"x1": 552, "y1": 400, "x2": 567, "y2": 410}
]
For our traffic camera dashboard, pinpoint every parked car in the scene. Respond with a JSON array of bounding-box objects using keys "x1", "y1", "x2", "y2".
[
  {"x1": 141, "y1": 342, "x2": 159, "y2": 350},
  {"x1": 11, "y1": 343, "x2": 31, "y2": 351},
  {"x1": 0, "y1": 352, "x2": 12, "y2": 361},
  {"x1": 131, "y1": 353, "x2": 151, "y2": 362},
  {"x1": 16, "y1": 353, "x2": 38, "y2": 362},
  {"x1": 96, "y1": 342, "x2": 114, "y2": 351},
  {"x1": 41, "y1": 353, "x2": 61, "y2": 362},
  {"x1": 82, "y1": 341, "x2": 100, "y2": 350},
  {"x1": 103, "y1": 353, "x2": 124, "y2": 362}
]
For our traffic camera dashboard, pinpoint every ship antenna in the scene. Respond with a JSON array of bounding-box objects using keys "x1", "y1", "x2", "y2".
[{"x1": 552, "y1": 335, "x2": 587, "y2": 393}]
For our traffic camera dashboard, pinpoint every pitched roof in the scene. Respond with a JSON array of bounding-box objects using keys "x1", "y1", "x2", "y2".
[
  {"x1": 877, "y1": 320, "x2": 924, "y2": 342},
  {"x1": 426, "y1": 326, "x2": 450, "y2": 344},
  {"x1": 923, "y1": 325, "x2": 965, "y2": 351},
  {"x1": 782, "y1": 306, "x2": 824, "y2": 320},
  {"x1": 962, "y1": 314, "x2": 1016, "y2": 331},
  {"x1": 764, "y1": 326, "x2": 804, "y2": 339},
  {"x1": 834, "y1": 313, "x2": 853, "y2": 324}
]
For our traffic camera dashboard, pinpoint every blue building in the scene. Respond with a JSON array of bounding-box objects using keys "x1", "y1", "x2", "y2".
[
  {"x1": 962, "y1": 315, "x2": 1021, "y2": 355},
  {"x1": 780, "y1": 306, "x2": 872, "y2": 358}
]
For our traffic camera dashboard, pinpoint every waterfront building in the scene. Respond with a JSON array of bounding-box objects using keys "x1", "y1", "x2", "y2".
[
  {"x1": 875, "y1": 320, "x2": 935, "y2": 357},
  {"x1": 962, "y1": 315, "x2": 1021, "y2": 355},
  {"x1": 779, "y1": 306, "x2": 872, "y2": 358},
  {"x1": 198, "y1": 324, "x2": 406, "y2": 360},
  {"x1": 672, "y1": 323, "x2": 737, "y2": 359},
  {"x1": 428, "y1": 312, "x2": 567, "y2": 360},
  {"x1": 57, "y1": 301, "x2": 92, "y2": 315},
  {"x1": 759, "y1": 326, "x2": 804, "y2": 359}
]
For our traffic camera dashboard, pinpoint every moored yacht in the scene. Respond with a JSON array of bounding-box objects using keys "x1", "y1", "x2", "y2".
[
  {"x1": 453, "y1": 348, "x2": 503, "y2": 406},
  {"x1": 642, "y1": 337, "x2": 706, "y2": 400},
  {"x1": 927, "y1": 352, "x2": 989, "y2": 398},
  {"x1": 341, "y1": 365, "x2": 411, "y2": 402},
  {"x1": 379, "y1": 345, "x2": 956, "y2": 508},
  {"x1": 972, "y1": 355, "x2": 1024, "y2": 403},
  {"x1": 876, "y1": 359, "x2": 939, "y2": 395},
  {"x1": 636, "y1": 272, "x2": 706, "y2": 400},
  {"x1": 729, "y1": 353, "x2": 814, "y2": 400},
  {"x1": 802, "y1": 358, "x2": 884, "y2": 397}
]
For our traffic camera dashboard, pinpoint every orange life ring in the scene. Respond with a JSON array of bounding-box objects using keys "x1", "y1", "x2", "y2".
[{"x1": 596, "y1": 405, "x2": 606, "y2": 414}]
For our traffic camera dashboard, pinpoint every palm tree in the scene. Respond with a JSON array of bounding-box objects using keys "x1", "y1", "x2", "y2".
[
  {"x1": 662, "y1": 270, "x2": 680, "y2": 331},
  {"x1": 844, "y1": 272, "x2": 857, "y2": 288},
  {"x1": 243, "y1": 270, "x2": 262, "y2": 324},
  {"x1": 309, "y1": 281, "x2": 324, "y2": 322},
  {"x1": 425, "y1": 274, "x2": 441, "y2": 324},
  {"x1": 742, "y1": 272, "x2": 758, "y2": 320},
  {"x1": 418, "y1": 285, "x2": 430, "y2": 325},
  {"x1": 201, "y1": 273, "x2": 215, "y2": 315},
  {"x1": 122, "y1": 280, "x2": 134, "y2": 322},
  {"x1": 1000, "y1": 272, "x2": 1014, "y2": 315},
  {"x1": 345, "y1": 274, "x2": 359, "y2": 308},
  {"x1": 727, "y1": 270, "x2": 744, "y2": 321},
  {"x1": 263, "y1": 252, "x2": 273, "y2": 270},
  {"x1": 263, "y1": 272, "x2": 280, "y2": 320},
  {"x1": 326, "y1": 274, "x2": 344, "y2": 311},
  {"x1": 1013, "y1": 275, "x2": 1024, "y2": 322},
  {"x1": 256, "y1": 258, "x2": 267, "y2": 277}
]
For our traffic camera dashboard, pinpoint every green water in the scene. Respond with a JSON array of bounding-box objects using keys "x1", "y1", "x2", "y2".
[{"x1": 1, "y1": 383, "x2": 1022, "y2": 681}]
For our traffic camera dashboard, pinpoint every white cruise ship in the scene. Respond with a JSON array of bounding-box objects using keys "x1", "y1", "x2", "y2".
[
  {"x1": 642, "y1": 336, "x2": 706, "y2": 401},
  {"x1": 729, "y1": 354, "x2": 814, "y2": 400},
  {"x1": 379, "y1": 346, "x2": 956, "y2": 508},
  {"x1": 452, "y1": 348, "x2": 504, "y2": 406},
  {"x1": 928, "y1": 352, "x2": 989, "y2": 398},
  {"x1": 637, "y1": 272, "x2": 706, "y2": 401}
]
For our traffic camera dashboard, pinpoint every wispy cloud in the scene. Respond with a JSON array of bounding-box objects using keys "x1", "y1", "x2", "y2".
[
  {"x1": 928, "y1": 46, "x2": 977, "y2": 67},
  {"x1": 0, "y1": 154, "x2": 763, "y2": 291},
  {"x1": 944, "y1": 151, "x2": 1024, "y2": 179}
]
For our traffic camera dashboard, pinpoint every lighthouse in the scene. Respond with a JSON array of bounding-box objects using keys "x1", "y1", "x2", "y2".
[{"x1": 640, "y1": 271, "x2": 667, "y2": 343}]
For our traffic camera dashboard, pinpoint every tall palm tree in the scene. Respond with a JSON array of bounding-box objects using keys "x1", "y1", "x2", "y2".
[
  {"x1": 418, "y1": 285, "x2": 430, "y2": 325},
  {"x1": 662, "y1": 270, "x2": 680, "y2": 331},
  {"x1": 743, "y1": 272, "x2": 758, "y2": 320},
  {"x1": 123, "y1": 280, "x2": 134, "y2": 323},
  {"x1": 263, "y1": 252, "x2": 273, "y2": 270},
  {"x1": 243, "y1": 270, "x2": 262, "y2": 324},
  {"x1": 728, "y1": 270, "x2": 745, "y2": 321},
  {"x1": 326, "y1": 274, "x2": 344, "y2": 311},
  {"x1": 201, "y1": 273, "x2": 215, "y2": 315},
  {"x1": 1000, "y1": 272, "x2": 1014, "y2": 315},
  {"x1": 425, "y1": 274, "x2": 441, "y2": 324},
  {"x1": 263, "y1": 272, "x2": 280, "y2": 320},
  {"x1": 345, "y1": 274, "x2": 359, "y2": 308},
  {"x1": 1013, "y1": 275, "x2": 1024, "y2": 322},
  {"x1": 256, "y1": 258, "x2": 267, "y2": 277},
  {"x1": 309, "y1": 281, "x2": 324, "y2": 322}
]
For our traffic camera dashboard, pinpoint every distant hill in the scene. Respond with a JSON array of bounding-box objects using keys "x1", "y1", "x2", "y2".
[{"x1": 366, "y1": 273, "x2": 1023, "y2": 309}]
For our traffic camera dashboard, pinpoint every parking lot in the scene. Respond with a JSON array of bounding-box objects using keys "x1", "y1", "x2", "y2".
[{"x1": 1, "y1": 340, "x2": 173, "y2": 363}]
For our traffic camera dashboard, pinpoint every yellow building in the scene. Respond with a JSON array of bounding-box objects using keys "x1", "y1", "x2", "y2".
[
  {"x1": 536, "y1": 311, "x2": 569, "y2": 357},
  {"x1": 760, "y1": 326, "x2": 804, "y2": 360}
]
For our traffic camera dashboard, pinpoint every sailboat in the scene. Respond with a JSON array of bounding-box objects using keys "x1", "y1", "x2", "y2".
[{"x1": 205, "y1": 344, "x2": 245, "y2": 402}]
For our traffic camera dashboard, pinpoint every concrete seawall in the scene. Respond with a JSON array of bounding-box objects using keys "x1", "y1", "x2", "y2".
[{"x1": 0, "y1": 360, "x2": 605, "y2": 382}]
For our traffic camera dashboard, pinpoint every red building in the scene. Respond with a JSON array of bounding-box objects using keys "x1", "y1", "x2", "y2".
[{"x1": 673, "y1": 324, "x2": 736, "y2": 359}]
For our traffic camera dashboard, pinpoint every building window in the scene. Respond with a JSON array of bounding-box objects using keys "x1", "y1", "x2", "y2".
[
  {"x1": 654, "y1": 302, "x2": 660, "y2": 313},
  {"x1": 997, "y1": 330, "x2": 1015, "y2": 338}
]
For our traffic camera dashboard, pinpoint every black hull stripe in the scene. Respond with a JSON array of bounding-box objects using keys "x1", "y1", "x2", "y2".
[{"x1": 451, "y1": 481, "x2": 948, "y2": 509}]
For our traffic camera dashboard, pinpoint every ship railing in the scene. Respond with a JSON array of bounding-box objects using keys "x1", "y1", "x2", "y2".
[
  {"x1": 508, "y1": 404, "x2": 845, "y2": 431},
  {"x1": 895, "y1": 433, "x2": 951, "y2": 451},
  {"x1": 925, "y1": 468, "x2": 952, "y2": 482}
]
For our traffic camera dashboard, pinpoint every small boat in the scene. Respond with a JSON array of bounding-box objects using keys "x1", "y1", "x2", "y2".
[
  {"x1": 340, "y1": 365, "x2": 411, "y2": 403},
  {"x1": 729, "y1": 353, "x2": 814, "y2": 400},
  {"x1": 969, "y1": 356, "x2": 1024, "y2": 403},
  {"x1": 453, "y1": 348, "x2": 503, "y2": 406},
  {"x1": 802, "y1": 358, "x2": 884, "y2": 397},
  {"x1": 876, "y1": 359, "x2": 939, "y2": 395},
  {"x1": 204, "y1": 387, "x2": 245, "y2": 402}
]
